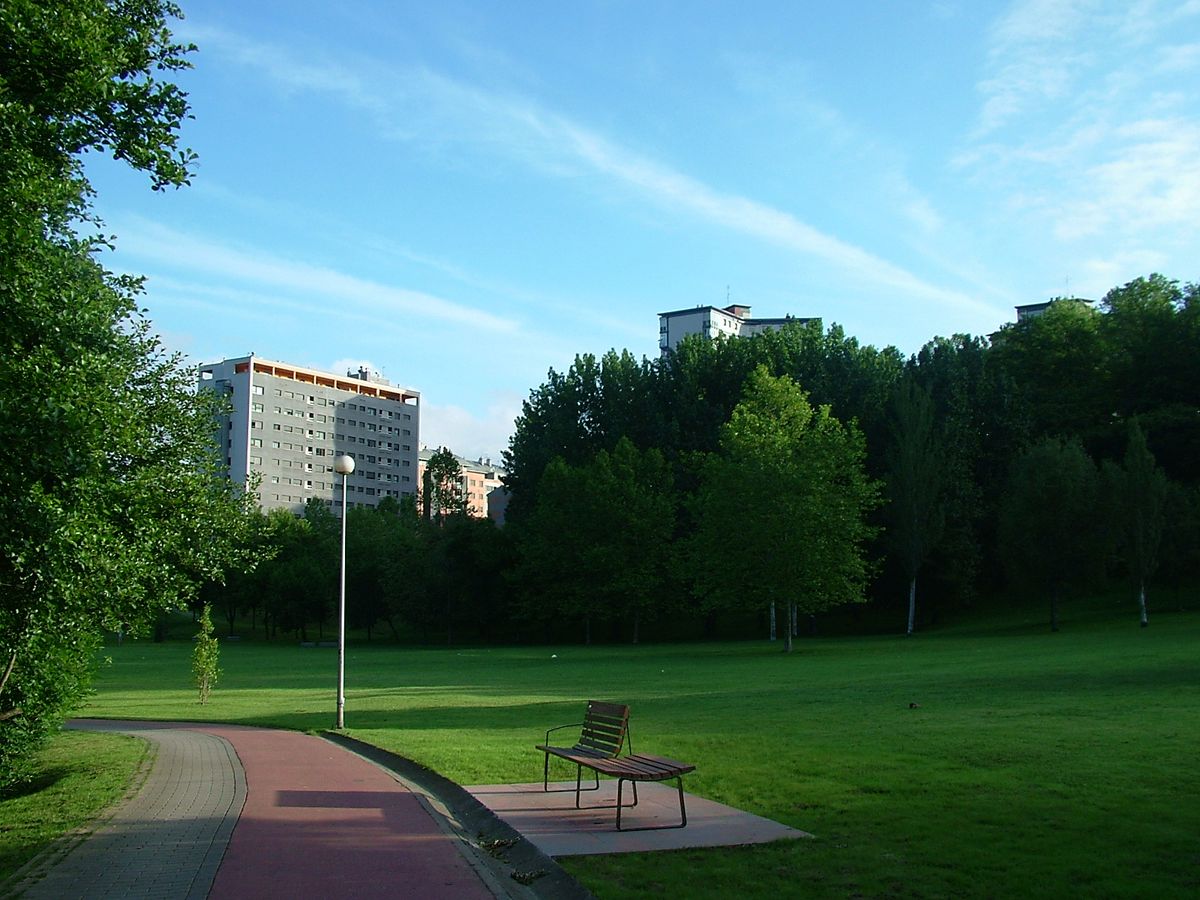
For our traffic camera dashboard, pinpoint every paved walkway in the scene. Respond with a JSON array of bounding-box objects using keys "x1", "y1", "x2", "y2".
[
  {"x1": 8, "y1": 721, "x2": 501, "y2": 900},
  {"x1": 15, "y1": 725, "x2": 243, "y2": 899}
]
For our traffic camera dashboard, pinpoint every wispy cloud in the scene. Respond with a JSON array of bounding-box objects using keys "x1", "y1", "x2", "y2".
[
  {"x1": 188, "y1": 25, "x2": 996, "y2": 319},
  {"x1": 964, "y1": 0, "x2": 1200, "y2": 279},
  {"x1": 1054, "y1": 117, "x2": 1200, "y2": 238},
  {"x1": 975, "y1": 0, "x2": 1095, "y2": 136},
  {"x1": 114, "y1": 219, "x2": 519, "y2": 334}
]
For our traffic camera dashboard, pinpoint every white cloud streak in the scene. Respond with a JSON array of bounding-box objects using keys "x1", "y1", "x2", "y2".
[{"x1": 114, "y1": 219, "x2": 519, "y2": 335}]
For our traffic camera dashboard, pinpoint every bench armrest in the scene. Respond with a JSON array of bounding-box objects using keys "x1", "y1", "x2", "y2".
[{"x1": 543, "y1": 721, "x2": 583, "y2": 745}]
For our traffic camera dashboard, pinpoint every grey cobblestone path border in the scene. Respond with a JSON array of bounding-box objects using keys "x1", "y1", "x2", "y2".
[{"x1": 10, "y1": 723, "x2": 245, "y2": 900}]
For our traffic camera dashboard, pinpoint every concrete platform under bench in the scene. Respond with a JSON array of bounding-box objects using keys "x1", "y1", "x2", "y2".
[{"x1": 466, "y1": 780, "x2": 811, "y2": 857}]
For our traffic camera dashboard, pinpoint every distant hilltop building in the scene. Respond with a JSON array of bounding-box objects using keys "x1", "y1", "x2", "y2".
[
  {"x1": 417, "y1": 447, "x2": 508, "y2": 523},
  {"x1": 1014, "y1": 297, "x2": 1093, "y2": 322},
  {"x1": 658, "y1": 304, "x2": 819, "y2": 355},
  {"x1": 198, "y1": 355, "x2": 420, "y2": 515}
]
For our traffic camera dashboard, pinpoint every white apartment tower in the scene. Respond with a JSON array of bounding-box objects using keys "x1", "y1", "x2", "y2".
[
  {"x1": 658, "y1": 304, "x2": 818, "y2": 355},
  {"x1": 199, "y1": 355, "x2": 420, "y2": 515}
]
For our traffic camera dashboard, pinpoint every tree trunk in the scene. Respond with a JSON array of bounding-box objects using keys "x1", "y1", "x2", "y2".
[
  {"x1": 1139, "y1": 581, "x2": 1149, "y2": 627},
  {"x1": 632, "y1": 611, "x2": 640, "y2": 645},
  {"x1": 584, "y1": 615, "x2": 591, "y2": 646},
  {"x1": 0, "y1": 650, "x2": 17, "y2": 698},
  {"x1": 769, "y1": 602, "x2": 776, "y2": 641},
  {"x1": 783, "y1": 603, "x2": 795, "y2": 653},
  {"x1": 906, "y1": 575, "x2": 917, "y2": 636}
]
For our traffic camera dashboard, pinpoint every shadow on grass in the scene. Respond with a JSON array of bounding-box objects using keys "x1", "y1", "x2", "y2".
[{"x1": 0, "y1": 768, "x2": 68, "y2": 801}]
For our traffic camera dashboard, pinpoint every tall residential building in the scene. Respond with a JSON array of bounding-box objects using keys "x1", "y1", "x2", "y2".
[
  {"x1": 198, "y1": 355, "x2": 420, "y2": 515},
  {"x1": 658, "y1": 304, "x2": 818, "y2": 355}
]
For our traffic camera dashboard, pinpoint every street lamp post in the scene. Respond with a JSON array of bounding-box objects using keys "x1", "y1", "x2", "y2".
[{"x1": 333, "y1": 454, "x2": 355, "y2": 729}]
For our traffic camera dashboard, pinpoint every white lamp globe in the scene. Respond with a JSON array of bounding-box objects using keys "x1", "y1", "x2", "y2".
[{"x1": 334, "y1": 454, "x2": 355, "y2": 475}]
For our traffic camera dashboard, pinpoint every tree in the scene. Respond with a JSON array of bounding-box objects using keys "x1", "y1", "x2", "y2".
[
  {"x1": 345, "y1": 497, "x2": 403, "y2": 640},
  {"x1": 421, "y1": 448, "x2": 468, "y2": 523},
  {"x1": 988, "y1": 299, "x2": 1106, "y2": 441},
  {"x1": 688, "y1": 367, "x2": 880, "y2": 652},
  {"x1": 192, "y1": 604, "x2": 220, "y2": 704},
  {"x1": 260, "y1": 502, "x2": 337, "y2": 640},
  {"x1": 1104, "y1": 421, "x2": 1169, "y2": 627},
  {"x1": 0, "y1": 0, "x2": 256, "y2": 782},
  {"x1": 1100, "y1": 275, "x2": 1200, "y2": 480},
  {"x1": 885, "y1": 379, "x2": 945, "y2": 636},
  {"x1": 998, "y1": 438, "x2": 1101, "y2": 631},
  {"x1": 513, "y1": 438, "x2": 675, "y2": 644}
]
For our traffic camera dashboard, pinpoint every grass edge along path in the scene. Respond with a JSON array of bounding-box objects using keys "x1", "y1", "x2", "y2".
[
  {"x1": 0, "y1": 730, "x2": 152, "y2": 885},
  {"x1": 78, "y1": 605, "x2": 1200, "y2": 899}
]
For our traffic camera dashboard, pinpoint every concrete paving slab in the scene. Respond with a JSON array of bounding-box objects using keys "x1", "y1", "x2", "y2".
[{"x1": 466, "y1": 782, "x2": 810, "y2": 857}]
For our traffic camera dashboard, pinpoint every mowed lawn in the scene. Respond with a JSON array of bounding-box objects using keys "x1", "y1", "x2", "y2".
[{"x1": 82, "y1": 605, "x2": 1200, "y2": 899}]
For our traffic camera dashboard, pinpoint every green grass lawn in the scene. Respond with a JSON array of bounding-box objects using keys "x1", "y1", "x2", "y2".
[
  {"x1": 0, "y1": 730, "x2": 150, "y2": 884},
  {"x1": 75, "y1": 603, "x2": 1200, "y2": 898}
]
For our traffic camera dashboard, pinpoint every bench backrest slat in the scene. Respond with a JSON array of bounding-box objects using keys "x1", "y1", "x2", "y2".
[{"x1": 573, "y1": 700, "x2": 630, "y2": 757}]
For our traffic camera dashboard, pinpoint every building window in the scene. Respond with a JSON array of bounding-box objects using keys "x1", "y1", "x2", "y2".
[
  {"x1": 252, "y1": 385, "x2": 265, "y2": 395},
  {"x1": 251, "y1": 438, "x2": 262, "y2": 447}
]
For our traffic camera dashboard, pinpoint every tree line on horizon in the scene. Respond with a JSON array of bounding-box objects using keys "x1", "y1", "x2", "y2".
[{"x1": 218, "y1": 276, "x2": 1200, "y2": 646}]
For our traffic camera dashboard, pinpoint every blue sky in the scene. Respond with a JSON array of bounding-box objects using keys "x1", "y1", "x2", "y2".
[{"x1": 89, "y1": 0, "x2": 1200, "y2": 460}]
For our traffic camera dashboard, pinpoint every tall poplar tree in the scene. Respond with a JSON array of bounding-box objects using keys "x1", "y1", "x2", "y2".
[
  {"x1": 1105, "y1": 421, "x2": 1169, "y2": 627},
  {"x1": 886, "y1": 379, "x2": 945, "y2": 636}
]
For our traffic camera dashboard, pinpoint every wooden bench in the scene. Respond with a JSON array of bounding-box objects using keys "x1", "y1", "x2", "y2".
[{"x1": 535, "y1": 700, "x2": 696, "y2": 831}]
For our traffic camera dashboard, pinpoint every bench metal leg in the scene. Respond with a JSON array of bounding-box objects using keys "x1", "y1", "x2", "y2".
[
  {"x1": 616, "y1": 776, "x2": 687, "y2": 831},
  {"x1": 573, "y1": 766, "x2": 638, "y2": 810},
  {"x1": 542, "y1": 752, "x2": 599, "y2": 794}
]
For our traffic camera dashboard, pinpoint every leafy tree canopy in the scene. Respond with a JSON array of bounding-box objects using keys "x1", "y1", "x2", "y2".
[{"x1": 0, "y1": 0, "x2": 256, "y2": 783}]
